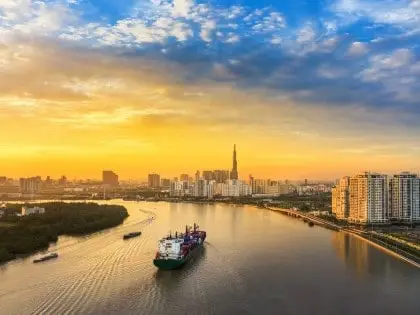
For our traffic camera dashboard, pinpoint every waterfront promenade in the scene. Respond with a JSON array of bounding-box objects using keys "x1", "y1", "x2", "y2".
[
  {"x1": 264, "y1": 206, "x2": 341, "y2": 230},
  {"x1": 265, "y1": 206, "x2": 420, "y2": 269}
]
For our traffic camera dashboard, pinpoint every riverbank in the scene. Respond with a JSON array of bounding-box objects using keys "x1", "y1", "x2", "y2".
[
  {"x1": 0, "y1": 202, "x2": 129, "y2": 264},
  {"x1": 347, "y1": 231, "x2": 420, "y2": 268},
  {"x1": 265, "y1": 206, "x2": 420, "y2": 268}
]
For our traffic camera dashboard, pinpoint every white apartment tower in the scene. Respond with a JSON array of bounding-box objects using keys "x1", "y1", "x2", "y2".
[
  {"x1": 389, "y1": 172, "x2": 420, "y2": 222},
  {"x1": 349, "y1": 172, "x2": 388, "y2": 224}
]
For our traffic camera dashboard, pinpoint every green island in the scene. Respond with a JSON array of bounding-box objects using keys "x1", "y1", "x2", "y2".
[{"x1": 0, "y1": 202, "x2": 129, "y2": 264}]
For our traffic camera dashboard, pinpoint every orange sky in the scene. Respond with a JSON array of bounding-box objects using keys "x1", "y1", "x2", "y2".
[{"x1": 1, "y1": 41, "x2": 420, "y2": 181}]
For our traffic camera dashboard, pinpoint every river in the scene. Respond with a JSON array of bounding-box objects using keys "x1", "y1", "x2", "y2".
[{"x1": 0, "y1": 201, "x2": 419, "y2": 315}]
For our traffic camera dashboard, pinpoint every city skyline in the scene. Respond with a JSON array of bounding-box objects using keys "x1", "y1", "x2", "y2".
[
  {"x1": 2, "y1": 1, "x2": 420, "y2": 179},
  {"x1": 1, "y1": 1, "x2": 419, "y2": 313},
  {"x1": 2, "y1": 142, "x2": 420, "y2": 182}
]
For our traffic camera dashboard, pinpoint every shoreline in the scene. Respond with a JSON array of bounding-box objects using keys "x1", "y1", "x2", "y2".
[
  {"x1": 0, "y1": 202, "x2": 129, "y2": 266},
  {"x1": 3, "y1": 199, "x2": 419, "y2": 269},
  {"x1": 344, "y1": 231, "x2": 420, "y2": 268},
  {"x1": 265, "y1": 206, "x2": 420, "y2": 269}
]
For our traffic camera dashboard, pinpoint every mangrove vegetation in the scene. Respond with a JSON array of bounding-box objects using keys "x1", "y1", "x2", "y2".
[{"x1": 0, "y1": 202, "x2": 128, "y2": 264}]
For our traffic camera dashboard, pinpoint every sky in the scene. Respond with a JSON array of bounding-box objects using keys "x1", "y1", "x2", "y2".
[{"x1": 1, "y1": 0, "x2": 420, "y2": 180}]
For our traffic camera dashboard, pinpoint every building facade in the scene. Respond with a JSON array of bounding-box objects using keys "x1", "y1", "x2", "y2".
[
  {"x1": 221, "y1": 180, "x2": 251, "y2": 197},
  {"x1": 170, "y1": 181, "x2": 189, "y2": 197},
  {"x1": 348, "y1": 172, "x2": 388, "y2": 224},
  {"x1": 102, "y1": 171, "x2": 119, "y2": 186},
  {"x1": 213, "y1": 170, "x2": 229, "y2": 183},
  {"x1": 148, "y1": 174, "x2": 161, "y2": 188},
  {"x1": 179, "y1": 174, "x2": 189, "y2": 182},
  {"x1": 161, "y1": 178, "x2": 171, "y2": 188},
  {"x1": 334, "y1": 171, "x2": 420, "y2": 224},
  {"x1": 202, "y1": 171, "x2": 214, "y2": 181},
  {"x1": 332, "y1": 177, "x2": 350, "y2": 220},
  {"x1": 21, "y1": 206, "x2": 45, "y2": 216},
  {"x1": 19, "y1": 177, "x2": 42, "y2": 194},
  {"x1": 389, "y1": 172, "x2": 420, "y2": 222}
]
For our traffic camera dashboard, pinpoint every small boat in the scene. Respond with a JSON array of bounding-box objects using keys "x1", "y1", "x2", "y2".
[
  {"x1": 33, "y1": 253, "x2": 58, "y2": 263},
  {"x1": 308, "y1": 222, "x2": 314, "y2": 227},
  {"x1": 123, "y1": 231, "x2": 142, "y2": 240}
]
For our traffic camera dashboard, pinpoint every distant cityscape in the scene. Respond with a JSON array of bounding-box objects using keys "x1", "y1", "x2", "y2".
[
  {"x1": 2, "y1": 144, "x2": 419, "y2": 225},
  {"x1": 0, "y1": 145, "x2": 333, "y2": 201}
]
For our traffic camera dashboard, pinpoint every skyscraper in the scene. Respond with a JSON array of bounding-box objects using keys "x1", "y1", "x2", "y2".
[
  {"x1": 148, "y1": 174, "x2": 160, "y2": 188},
  {"x1": 103, "y1": 171, "x2": 119, "y2": 186},
  {"x1": 202, "y1": 171, "x2": 214, "y2": 181},
  {"x1": 213, "y1": 170, "x2": 229, "y2": 183},
  {"x1": 19, "y1": 176, "x2": 42, "y2": 193},
  {"x1": 230, "y1": 144, "x2": 238, "y2": 180}
]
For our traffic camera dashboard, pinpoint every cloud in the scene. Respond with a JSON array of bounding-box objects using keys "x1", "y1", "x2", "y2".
[
  {"x1": 296, "y1": 23, "x2": 316, "y2": 44},
  {"x1": 332, "y1": 0, "x2": 420, "y2": 30},
  {"x1": 317, "y1": 64, "x2": 346, "y2": 79},
  {"x1": 0, "y1": 0, "x2": 76, "y2": 42},
  {"x1": 1, "y1": 1, "x2": 420, "y2": 147},
  {"x1": 172, "y1": 0, "x2": 194, "y2": 17},
  {"x1": 361, "y1": 48, "x2": 414, "y2": 82},
  {"x1": 348, "y1": 42, "x2": 369, "y2": 55},
  {"x1": 359, "y1": 48, "x2": 419, "y2": 103},
  {"x1": 200, "y1": 19, "x2": 216, "y2": 42}
]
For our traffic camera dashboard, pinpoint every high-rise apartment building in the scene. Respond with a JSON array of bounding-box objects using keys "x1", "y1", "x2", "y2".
[
  {"x1": 348, "y1": 172, "x2": 388, "y2": 224},
  {"x1": 251, "y1": 179, "x2": 270, "y2": 194},
  {"x1": 332, "y1": 177, "x2": 350, "y2": 219},
  {"x1": 180, "y1": 174, "x2": 189, "y2": 182},
  {"x1": 221, "y1": 179, "x2": 251, "y2": 197},
  {"x1": 19, "y1": 176, "x2": 42, "y2": 193},
  {"x1": 193, "y1": 179, "x2": 207, "y2": 198},
  {"x1": 148, "y1": 174, "x2": 161, "y2": 188},
  {"x1": 213, "y1": 170, "x2": 229, "y2": 183},
  {"x1": 389, "y1": 172, "x2": 420, "y2": 222},
  {"x1": 102, "y1": 171, "x2": 119, "y2": 186},
  {"x1": 202, "y1": 171, "x2": 214, "y2": 181},
  {"x1": 58, "y1": 175, "x2": 67, "y2": 186},
  {"x1": 161, "y1": 178, "x2": 171, "y2": 188}
]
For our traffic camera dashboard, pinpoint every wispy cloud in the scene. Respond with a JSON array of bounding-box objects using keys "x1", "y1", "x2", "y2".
[{"x1": 1, "y1": 0, "x2": 420, "y2": 177}]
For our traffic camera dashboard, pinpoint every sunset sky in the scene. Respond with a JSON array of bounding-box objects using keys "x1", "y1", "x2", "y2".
[{"x1": 1, "y1": 0, "x2": 420, "y2": 180}]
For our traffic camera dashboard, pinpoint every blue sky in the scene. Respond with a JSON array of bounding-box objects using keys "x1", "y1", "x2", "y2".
[
  {"x1": 50, "y1": 0, "x2": 420, "y2": 111},
  {"x1": 1, "y1": 0, "x2": 420, "y2": 178},
  {"x1": 1, "y1": 0, "x2": 420, "y2": 115}
]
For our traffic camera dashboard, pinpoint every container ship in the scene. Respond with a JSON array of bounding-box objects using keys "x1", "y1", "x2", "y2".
[{"x1": 153, "y1": 223, "x2": 206, "y2": 270}]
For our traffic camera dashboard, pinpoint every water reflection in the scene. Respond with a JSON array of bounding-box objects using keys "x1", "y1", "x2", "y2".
[
  {"x1": 331, "y1": 232, "x2": 410, "y2": 279},
  {"x1": 1, "y1": 201, "x2": 419, "y2": 315}
]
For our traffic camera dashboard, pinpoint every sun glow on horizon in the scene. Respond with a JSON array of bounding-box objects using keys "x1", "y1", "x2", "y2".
[{"x1": 1, "y1": 1, "x2": 420, "y2": 180}]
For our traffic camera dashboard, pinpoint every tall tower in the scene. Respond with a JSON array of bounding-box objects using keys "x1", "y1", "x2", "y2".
[{"x1": 230, "y1": 144, "x2": 238, "y2": 180}]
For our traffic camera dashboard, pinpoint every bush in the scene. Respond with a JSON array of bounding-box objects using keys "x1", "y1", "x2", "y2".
[{"x1": 0, "y1": 202, "x2": 128, "y2": 264}]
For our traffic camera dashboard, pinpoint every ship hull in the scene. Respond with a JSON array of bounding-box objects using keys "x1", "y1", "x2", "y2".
[
  {"x1": 123, "y1": 232, "x2": 141, "y2": 240},
  {"x1": 153, "y1": 243, "x2": 203, "y2": 270}
]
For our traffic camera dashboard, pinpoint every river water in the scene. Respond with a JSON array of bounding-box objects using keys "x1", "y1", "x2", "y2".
[{"x1": 0, "y1": 201, "x2": 419, "y2": 315}]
